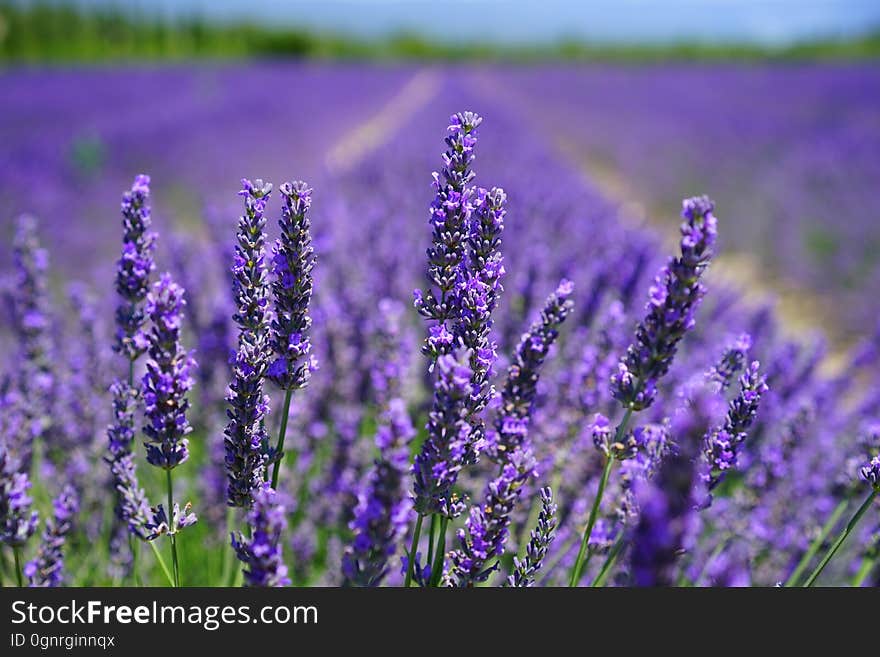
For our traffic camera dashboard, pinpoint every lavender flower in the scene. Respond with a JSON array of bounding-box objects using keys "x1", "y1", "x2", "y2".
[
  {"x1": 0, "y1": 445, "x2": 39, "y2": 547},
  {"x1": 142, "y1": 274, "x2": 196, "y2": 470},
  {"x1": 413, "y1": 351, "x2": 473, "y2": 518},
  {"x1": 612, "y1": 196, "x2": 717, "y2": 410},
  {"x1": 702, "y1": 361, "x2": 769, "y2": 491},
  {"x1": 445, "y1": 446, "x2": 538, "y2": 586},
  {"x1": 861, "y1": 456, "x2": 880, "y2": 489},
  {"x1": 106, "y1": 381, "x2": 153, "y2": 540},
  {"x1": 456, "y1": 186, "x2": 506, "y2": 462},
  {"x1": 343, "y1": 398, "x2": 416, "y2": 586},
  {"x1": 25, "y1": 485, "x2": 78, "y2": 586},
  {"x1": 225, "y1": 179, "x2": 272, "y2": 507},
  {"x1": 707, "y1": 333, "x2": 752, "y2": 391},
  {"x1": 485, "y1": 280, "x2": 575, "y2": 461},
  {"x1": 508, "y1": 487, "x2": 558, "y2": 587},
  {"x1": 10, "y1": 215, "x2": 54, "y2": 468},
  {"x1": 145, "y1": 501, "x2": 198, "y2": 540},
  {"x1": 629, "y1": 442, "x2": 699, "y2": 587},
  {"x1": 231, "y1": 484, "x2": 290, "y2": 587},
  {"x1": 267, "y1": 180, "x2": 317, "y2": 391},
  {"x1": 413, "y1": 111, "x2": 482, "y2": 362},
  {"x1": 114, "y1": 174, "x2": 156, "y2": 361}
]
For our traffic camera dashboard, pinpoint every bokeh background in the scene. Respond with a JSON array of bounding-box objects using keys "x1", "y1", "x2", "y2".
[{"x1": 3, "y1": 1, "x2": 879, "y2": 346}]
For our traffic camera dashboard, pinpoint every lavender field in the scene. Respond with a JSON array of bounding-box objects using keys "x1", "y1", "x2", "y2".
[{"x1": 2, "y1": 63, "x2": 880, "y2": 588}]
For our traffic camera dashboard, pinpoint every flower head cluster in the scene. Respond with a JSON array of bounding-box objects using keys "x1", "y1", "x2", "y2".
[
  {"x1": 861, "y1": 455, "x2": 880, "y2": 489},
  {"x1": 145, "y1": 501, "x2": 197, "y2": 540},
  {"x1": 412, "y1": 351, "x2": 473, "y2": 518},
  {"x1": 225, "y1": 179, "x2": 272, "y2": 507},
  {"x1": 142, "y1": 274, "x2": 196, "y2": 470},
  {"x1": 445, "y1": 447, "x2": 538, "y2": 586},
  {"x1": 707, "y1": 333, "x2": 753, "y2": 391},
  {"x1": 114, "y1": 174, "x2": 156, "y2": 360},
  {"x1": 343, "y1": 399, "x2": 416, "y2": 586},
  {"x1": 629, "y1": 440, "x2": 700, "y2": 587},
  {"x1": 702, "y1": 360, "x2": 768, "y2": 492},
  {"x1": 267, "y1": 181, "x2": 317, "y2": 390},
  {"x1": 25, "y1": 485, "x2": 78, "y2": 586},
  {"x1": 507, "y1": 487, "x2": 558, "y2": 587},
  {"x1": 485, "y1": 280, "x2": 575, "y2": 461},
  {"x1": 11, "y1": 215, "x2": 54, "y2": 467},
  {"x1": 413, "y1": 111, "x2": 483, "y2": 360},
  {"x1": 0, "y1": 445, "x2": 39, "y2": 547},
  {"x1": 231, "y1": 484, "x2": 290, "y2": 587},
  {"x1": 106, "y1": 381, "x2": 153, "y2": 540},
  {"x1": 612, "y1": 196, "x2": 717, "y2": 410}
]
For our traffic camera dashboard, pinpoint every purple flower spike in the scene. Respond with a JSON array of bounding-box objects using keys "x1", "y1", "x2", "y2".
[
  {"x1": 414, "y1": 111, "x2": 483, "y2": 363},
  {"x1": 232, "y1": 484, "x2": 290, "y2": 587},
  {"x1": 0, "y1": 446, "x2": 39, "y2": 547},
  {"x1": 225, "y1": 179, "x2": 272, "y2": 508},
  {"x1": 10, "y1": 215, "x2": 54, "y2": 469},
  {"x1": 106, "y1": 381, "x2": 153, "y2": 540},
  {"x1": 412, "y1": 351, "x2": 473, "y2": 519},
  {"x1": 267, "y1": 181, "x2": 316, "y2": 392},
  {"x1": 485, "y1": 280, "x2": 574, "y2": 462},
  {"x1": 142, "y1": 274, "x2": 196, "y2": 471},
  {"x1": 702, "y1": 360, "x2": 769, "y2": 493},
  {"x1": 612, "y1": 196, "x2": 717, "y2": 411},
  {"x1": 114, "y1": 174, "x2": 156, "y2": 361},
  {"x1": 508, "y1": 487, "x2": 558, "y2": 587},
  {"x1": 343, "y1": 398, "x2": 416, "y2": 586},
  {"x1": 25, "y1": 485, "x2": 78, "y2": 587}
]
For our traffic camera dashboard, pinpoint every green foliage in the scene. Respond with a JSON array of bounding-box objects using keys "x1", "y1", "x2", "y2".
[{"x1": 2, "y1": 1, "x2": 879, "y2": 64}]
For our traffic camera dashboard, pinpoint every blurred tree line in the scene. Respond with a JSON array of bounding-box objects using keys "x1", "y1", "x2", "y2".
[{"x1": 2, "y1": 0, "x2": 879, "y2": 63}]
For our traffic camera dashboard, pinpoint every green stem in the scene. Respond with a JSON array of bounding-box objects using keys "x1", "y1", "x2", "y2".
[
  {"x1": 784, "y1": 497, "x2": 849, "y2": 587},
  {"x1": 591, "y1": 536, "x2": 625, "y2": 587},
  {"x1": 852, "y1": 556, "x2": 876, "y2": 587},
  {"x1": 165, "y1": 469, "x2": 180, "y2": 587},
  {"x1": 147, "y1": 540, "x2": 175, "y2": 587},
  {"x1": 804, "y1": 489, "x2": 877, "y2": 587},
  {"x1": 270, "y1": 388, "x2": 294, "y2": 490},
  {"x1": 221, "y1": 506, "x2": 235, "y2": 587},
  {"x1": 430, "y1": 516, "x2": 448, "y2": 587},
  {"x1": 569, "y1": 407, "x2": 635, "y2": 587},
  {"x1": 689, "y1": 537, "x2": 729, "y2": 586},
  {"x1": 427, "y1": 514, "x2": 437, "y2": 570},
  {"x1": 13, "y1": 546, "x2": 24, "y2": 587},
  {"x1": 404, "y1": 514, "x2": 424, "y2": 587}
]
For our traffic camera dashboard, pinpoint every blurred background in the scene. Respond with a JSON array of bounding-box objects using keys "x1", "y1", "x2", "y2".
[{"x1": 2, "y1": 0, "x2": 880, "y2": 342}]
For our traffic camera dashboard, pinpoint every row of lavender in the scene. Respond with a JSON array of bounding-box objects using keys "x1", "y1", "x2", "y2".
[
  {"x1": 2, "y1": 73, "x2": 880, "y2": 586},
  {"x1": 489, "y1": 64, "x2": 880, "y2": 333}
]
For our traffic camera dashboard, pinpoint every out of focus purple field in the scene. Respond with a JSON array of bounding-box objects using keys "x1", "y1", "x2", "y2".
[{"x1": 4, "y1": 61, "x2": 880, "y2": 588}]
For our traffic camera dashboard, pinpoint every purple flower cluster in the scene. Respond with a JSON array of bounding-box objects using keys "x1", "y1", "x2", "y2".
[
  {"x1": 445, "y1": 283, "x2": 574, "y2": 586},
  {"x1": 114, "y1": 175, "x2": 156, "y2": 361},
  {"x1": 612, "y1": 196, "x2": 717, "y2": 411},
  {"x1": 445, "y1": 447, "x2": 538, "y2": 586},
  {"x1": 485, "y1": 280, "x2": 575, "y2": 461},
  {"x1": 508, "y1": 487, "x2": 558, "y2": 587},
  {"x1": 25, "y1": 485, "x2": 79, "y2": 587},
  {"x1": 343, "y1": 398, "x2": 416, "y2": 586},
  {"x1": 702, "y1": 360, "x2": 769, "y2": 492},
  {"x1": 106, "y1": 381, "x2": 153, "y2": 540},
  {"x1": 413, "y1": 111, "x2": 482, "y2": 360},
  {"x1": 231, "y1": 484, "x2": 290, "y2": 587},
  {"x1": 225, "y1": 179, "x2": 272, "y2": 508},
  {"x1": 267, "y1": 181, "x2": 317, "y2": 391},
  {"x1": 0, "y1": 445, "x2": 39, "y2": 547},
  {"x1": 10, "y1": 215, "x2": 54, "y2": 468},
  {"x1": 412, "y1": 351, "x2": 472, "y2": 518},
  {"x1": 142, "y1": 274, "x2": 196, "y2": 471}
]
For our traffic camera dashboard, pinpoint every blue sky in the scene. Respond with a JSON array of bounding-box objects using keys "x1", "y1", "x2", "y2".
[{"x1": 73, "y1": 0, "x2": 880, "y2": 44}]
